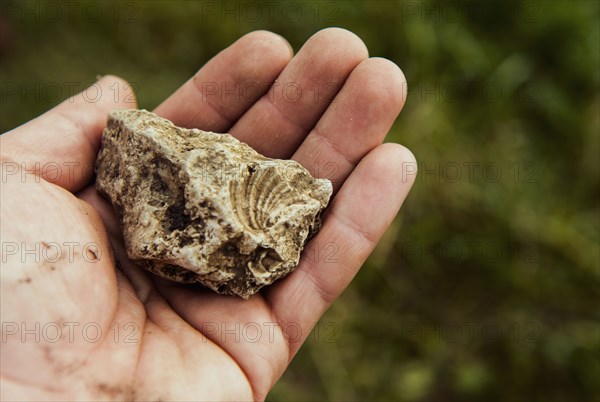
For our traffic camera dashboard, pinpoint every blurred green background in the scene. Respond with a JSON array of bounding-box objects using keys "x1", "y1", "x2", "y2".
[{"x1": 1, "y1": 0, "x2": 598, "y2": 401}]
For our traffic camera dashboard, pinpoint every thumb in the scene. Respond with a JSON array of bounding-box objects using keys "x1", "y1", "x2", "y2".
[{"x1": 1, "y1": 75, "x2": 137, "y2": 192}]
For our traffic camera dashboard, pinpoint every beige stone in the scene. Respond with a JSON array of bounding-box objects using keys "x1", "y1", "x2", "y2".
[{"x1": 96, "y1": 109, "x2": 332, "y2": 298}]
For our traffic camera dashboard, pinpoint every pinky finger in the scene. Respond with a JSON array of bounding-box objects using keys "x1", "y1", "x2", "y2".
[{"x1": 264, "y1": 142, "x2": 417, "y2": 357}]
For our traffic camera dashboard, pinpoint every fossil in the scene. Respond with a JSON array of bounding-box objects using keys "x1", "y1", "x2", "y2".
[{"x1": 95, "y1": 109, "x2": 332, "y2": 298}]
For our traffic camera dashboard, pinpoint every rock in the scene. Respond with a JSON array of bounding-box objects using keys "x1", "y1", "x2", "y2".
[{"x1": 95, "y1": 109, "x2": 332, "y2": 298}]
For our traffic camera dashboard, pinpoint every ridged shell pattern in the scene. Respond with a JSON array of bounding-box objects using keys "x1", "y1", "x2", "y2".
[{"x1": 229, "y1": 162, "x2": 309, "y2": 232}]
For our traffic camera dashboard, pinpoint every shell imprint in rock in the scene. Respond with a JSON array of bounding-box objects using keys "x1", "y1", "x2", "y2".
[{"x1": 95, "y1": 109, "x2": 333, "y2": 298}]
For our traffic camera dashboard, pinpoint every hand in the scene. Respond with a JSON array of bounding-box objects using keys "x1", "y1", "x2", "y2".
[{"x1": 0, "y1": 29, "x2": 416, "y2": 401}]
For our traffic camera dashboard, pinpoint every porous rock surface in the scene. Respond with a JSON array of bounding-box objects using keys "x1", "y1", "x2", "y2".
[{"x1": 96, "y1": 109, "x2": 332, "y2": 298}]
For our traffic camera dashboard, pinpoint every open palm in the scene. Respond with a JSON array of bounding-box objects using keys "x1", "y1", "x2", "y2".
[{"x1": 1, "y1": 29, "x2": 415, "y2": 401}]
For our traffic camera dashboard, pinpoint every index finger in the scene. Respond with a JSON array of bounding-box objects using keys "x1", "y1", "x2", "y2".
[{"x1": 154, "y1": 30, "x2": 293, "y2": 132}]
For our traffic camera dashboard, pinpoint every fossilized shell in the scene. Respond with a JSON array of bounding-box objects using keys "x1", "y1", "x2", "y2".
[{"x1": 95, "y1": 109, "x2": 332, "y2": 298}]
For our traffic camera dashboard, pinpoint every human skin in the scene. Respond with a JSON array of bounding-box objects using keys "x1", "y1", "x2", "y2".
[{"x1": 0, "y1": 29, "x2": 416, "y2": 401}]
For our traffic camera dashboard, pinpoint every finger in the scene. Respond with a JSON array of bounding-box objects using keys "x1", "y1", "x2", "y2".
[
  {"x1": 154, "y1": 30, "x2": 293, "y2": 131},
  {"x1": 293, "y1": 57, "x2": 407, "y2": 193},
  {"x1": 0, "y1": 75, "x2": 136, "y2": 193},
  {"x1": 264, "y1": 143, "x2": 417, "y2": 356},
  {"x1": 230, "y1": 28, "x2": 368, "y2": 158}
]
